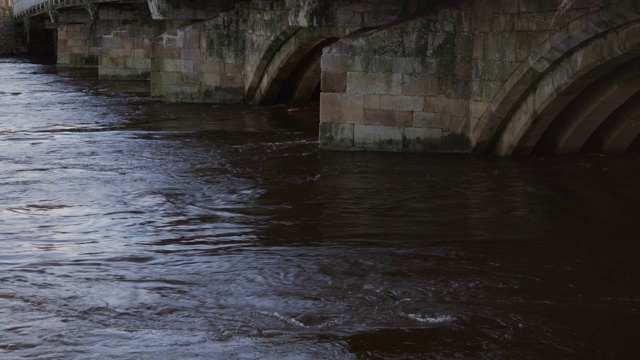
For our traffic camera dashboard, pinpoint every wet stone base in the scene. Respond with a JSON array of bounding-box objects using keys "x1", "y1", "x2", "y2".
[{"x1": 319, "y1": 123, "x2": 471, "y2": 152}]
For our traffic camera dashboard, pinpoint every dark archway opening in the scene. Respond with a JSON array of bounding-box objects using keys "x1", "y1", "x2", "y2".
[
  {"x1": 273, "y1": 37, "x2": 339, "y2": 105},
  {"x1": 531, "y1": 57, "x2": 640, "y2": 155},
  {"x1": 627, "y1": 136, "x2": 640, "y2": 153},
  {"x1": 23, "y1": 18, "x2": 57, "y2": 63}
]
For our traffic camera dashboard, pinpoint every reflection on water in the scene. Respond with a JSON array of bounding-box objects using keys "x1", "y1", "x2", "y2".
[{"x1": 1, "y1": 57, "x2": 640, "y2": 359}]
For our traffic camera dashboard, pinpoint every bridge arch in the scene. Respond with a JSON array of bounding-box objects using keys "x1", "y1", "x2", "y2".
[
  {"x1": 472, "y1": 7, "x2": 640, "y2": 156},
  {"x1": 246, "y1": 26, "x2": 359, "y2": 105}
]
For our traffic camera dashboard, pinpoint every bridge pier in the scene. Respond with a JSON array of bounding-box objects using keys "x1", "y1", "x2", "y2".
[
  {"x1": 150, "y1": 4, "x2": 248, "y2": 103},
  {"x1": 57, "y1": 21, "x2": 96, "y2": 66},
  {"x1": 99, "y1": 21, "x2": 155, "y2": 80},
  {"x1": 0, "y1": 2, "x2": 17, "y2": 55},
  {"x1": 319, "y1": 10, "x2": 473, "y2": 153}
]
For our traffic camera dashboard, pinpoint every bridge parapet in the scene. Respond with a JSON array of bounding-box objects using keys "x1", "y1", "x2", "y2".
[{"x1": 13, "y1": 0, "x2": 134, "y2": 20}]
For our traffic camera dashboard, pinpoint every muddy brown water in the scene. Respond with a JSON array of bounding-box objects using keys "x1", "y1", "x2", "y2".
[{"x1": 2, "y1": 58, "x2": 640, "y2": 359}]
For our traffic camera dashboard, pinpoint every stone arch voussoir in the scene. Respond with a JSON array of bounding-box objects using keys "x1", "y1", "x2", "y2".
[
  {"x1": 471, "y1": 5, "x2": 640, "y2": 155},
  {"x1": 246, "y1": 26, "x2": 359, "y2": 105}
]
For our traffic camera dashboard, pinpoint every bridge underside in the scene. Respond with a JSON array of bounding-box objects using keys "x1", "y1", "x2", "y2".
[
  {"x1": 515, "y1": 56, "x2": 640, "y2": 155},
  {"x1": 481, "y1": 18, "x2": 640, "y2": 156}
]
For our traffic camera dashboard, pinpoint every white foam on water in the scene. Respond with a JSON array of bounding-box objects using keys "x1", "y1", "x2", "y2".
[{"x1": 405, "y1": 313, "x2": 456, "y2": 325}]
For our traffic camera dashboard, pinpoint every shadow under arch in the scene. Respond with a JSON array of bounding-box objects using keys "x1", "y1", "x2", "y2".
[
  {"x1": 471, "y1": 4, "x2": 640, "y2": 156},
  {"x1": 245, "y1": 26, "x2": 359, "y2": 105}
]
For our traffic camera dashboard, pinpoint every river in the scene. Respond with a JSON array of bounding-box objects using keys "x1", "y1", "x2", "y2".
[{"x1": 1, "y1": 57, "x2": 640, "y2": 359}]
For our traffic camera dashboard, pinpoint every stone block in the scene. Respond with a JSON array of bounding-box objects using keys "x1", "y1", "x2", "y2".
[
  {"x1": 364, "y1": 94, "x2": 381, "y2": 109},
  {"x1": 347, "y1": 72, "x2": 403, "y2": 95},
  {"x1": 455, "y1": 60, "x2": 472, "y2": 77},
  {"x1": 125, "y1": 59, "x2": 151, "y2": 70},
  {"x1": 98, "y1": 48, "x2": 110, "y2": 58},
  {"x1": 178, "y1": 72, "x2": 201, "y2": 86},
  {"x1": 518, "y1": 0, "x2": 540, "y2": 12},
  {"x1": 321, "y1": 71, "x2": 347, "y2": 93},
  {"x1": 320, "y1": 93, "x2": 365, "y2": 124},
  {"x1": 499, "y1": 0, "x2": 520, "y2": 13},
  {"x1": 67, "y1": 39, "x2": 87, "y2": 47},
  {"x1": 65, "y1": 24, "x2": 84, "y2": 33},
  {"x1": 533, "y1": 74, "x2": 557, "y2": 114},
  {"x1": 379, "y1": 95, "x2": 425, "y2": 111},
  {"x1": 155, "y1": 48, "x2": 181, "y2": 59},
  {"x1": 455, "y1": 34, "x2": 473, "y2": 57},
  {"x1": 98, "y1": 67, "x2": 118, "y2": 78},
  {"x1": 369, "y1": 56, "x2": 394, "y2": 73},
  {"x1": 493, "y1": 14, "x2": 514, "y2": 32},
  {"x1": 57, "y1": 54, "x2": 69, "y2": 65},
  {"x1": 364, "y1": 109, "x2": 413, "y2": 127},
  {"x1": 161, "y1": 59, "x2": 194, "y2": 73},
  {"x1": 392, "y1": 57, "x2": 418, "y2": 73},
  {"x1": 474, "y1": 11, "x2": 491, "y2": 32},
  {"x1": 551, "y1": 62, "x2": 575, "y2": 89},
  {"x1": 181, "y1": 48, "x2": 201, "y2": 59},
  {"x1": 321, "y1": 54, "x2": 350, "y2": 72},
  {"x1": 221, "y1": 74, "x2": 244, "y2": 88},
  {"x1": 198, "y1": 61, "x2": 221, "y2": 75},
  {"x1": 158, "y1": 71, "x2": 180, "y2": 85},
  {"x1": 403, "y1": 127, "x2": 442, "y2": 151},
  {"x1": 413, "y1": 112, "x2": 451, "y2": 129},
  {"x1": 319, "y1": 123, "x2": 355, "y2": 149},
  {"x1": 514, "y1": 13, "x2": 551, "y2": 32},
  {"x1": 423, "y1": 96, "x2": 469, "y2": 116},
  {"x1": 470, "y1": 101, "x2": 489, "y2": 119},
  {"x1": 131, "y1": 49, "x2": 147, "y2": 59},
  {"x1": 480, "y1": 80, "x2": 502, "y2": 103},
  {"x1": 106, "y1": 57, "x2": 125, "y2": 69},
  {"x1": 224, "y1": 62, "x2": 245, "y2": 75},
  {"x1": 349, "y1": 56, "x2": 369, "y2": 72},
  {"x1": 401, "y1": 74, "x2": 439, "y2": 96},
  {"x1": 203, "y1": 73, "x2": 221, "y2": 87},
  {"x1": 161, "y1": 33, "x2": 184, "y2": 49},
  {"x1": 618, "y1": 24, "x2": 640, "y2": 53},
  {"x1": 354, "y1": 124, "x2": 403, "y2": 150},
  {"x1": 439, "y1": 76, "x2": 471, "y2": 99},
  {"x1": 449, "y1": 116, "x2": 471, "y2": 134},
  {"x1": 473, "y1": 33, "x2": 485, "y2": 59},
  {"x1": 109, "y1": 49, "x2": 131, "y2": 58}
]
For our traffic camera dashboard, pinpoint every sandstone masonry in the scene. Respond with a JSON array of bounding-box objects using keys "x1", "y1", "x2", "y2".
[
  {"x1": 0, "y1": 3, "x2": 16, "y2": 55},
  {"x1": 14, "y1": 0, "x2": 640, "y2": 154},
  {"x1": 319, "y1": 0, "x2": 640, "y2": 154}
]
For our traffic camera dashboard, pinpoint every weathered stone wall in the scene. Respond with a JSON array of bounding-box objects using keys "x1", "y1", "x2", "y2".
[
  {"x1": 151, "y1": 3, "x2": 248, "y2": 102},
  {"x1": 0, "y1": 5, "x2": 15, "y2": 55},
  {"x1": 56, "y1": 9, "x2": 108, "y2": 67},
  {"x1": 99, "y1": 22, "x2": 155, "y2": 79},
  {"x1": 147, "y1": 0, "x2": 234, "y2": 20},
  {"x1": 471, "y1": 0, "x2": 640, "y2": 155},
  {"x1": 97, "y1": 5, "x2": 160, "y2": 79},
  {"x1": 150, "y1": 0, "x2": 409, "y2": 103},
  {"x1": 320, "y1": 3, "x2": 474, "y2": 152},
  {"x1": 57, "y1": 22, "x2": 99, "y2": 66},
  {"x1": 244, "y1": 0, "x2": 406, "y2": 104},
  {"x1": 244, "y1": 0, "x2": 291, "y2": 100},
  {"x1": 19, "y1": 0, "x2": 640, "y2": 154},
  {"x1": 319, "y1": 0, "x2": 640, "y2": 154},
  {"x1": 469, "y1": 0, "x2": 568, "y2": 153}
]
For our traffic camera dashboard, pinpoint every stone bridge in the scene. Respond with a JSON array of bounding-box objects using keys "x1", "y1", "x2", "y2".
[{"x1": 12, "y1": 0, "x2": 640, "y2": 155}]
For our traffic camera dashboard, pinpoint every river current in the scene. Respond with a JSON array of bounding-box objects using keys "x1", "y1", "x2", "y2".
[{"x1": 1, "y1": 57, "x2": 640, "y2": 359}]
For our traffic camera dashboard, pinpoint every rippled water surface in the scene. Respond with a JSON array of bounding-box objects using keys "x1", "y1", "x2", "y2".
[{"x1": 2, "y1": 57, "x2": 640, "y2": 359}]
